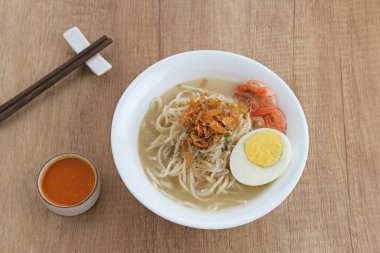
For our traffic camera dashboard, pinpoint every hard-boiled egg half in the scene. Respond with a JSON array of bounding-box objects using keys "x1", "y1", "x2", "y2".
[{"x1": 230, "y1": 128, "x2": 292, "y2": 186}]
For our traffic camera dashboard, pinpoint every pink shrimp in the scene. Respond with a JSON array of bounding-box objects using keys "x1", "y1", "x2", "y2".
[
  {"x1": 234, "y1": 80, "x2": 277, "y2": 111},
  {"x1": 250, "y1": 107, "x2": 287, "y2": 133}
]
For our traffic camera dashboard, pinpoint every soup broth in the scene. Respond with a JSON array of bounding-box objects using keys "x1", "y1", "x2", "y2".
[{"x1": 138, "y1": 78, "x2": 270, "y2": 210}]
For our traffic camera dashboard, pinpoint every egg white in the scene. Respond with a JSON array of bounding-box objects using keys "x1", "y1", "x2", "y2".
[{"x1": 230, "y1": 128, "x2": 292, "y2": 186}]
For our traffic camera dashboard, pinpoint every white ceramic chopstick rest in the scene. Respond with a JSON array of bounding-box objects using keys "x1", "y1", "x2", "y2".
[{"x1": 63, "y1": 27, "x2": 112, "y2": 76}]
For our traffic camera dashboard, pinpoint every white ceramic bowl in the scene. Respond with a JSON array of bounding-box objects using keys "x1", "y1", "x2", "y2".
[
  {"x1": 37, "y1": 153, "x2": 101, "y2": 216},
  {"x1": 111, "y1": 50, "x2": 309, "y2": 229}
]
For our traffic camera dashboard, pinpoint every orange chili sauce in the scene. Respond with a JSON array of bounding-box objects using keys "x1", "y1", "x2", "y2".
[{"x1": 42, "y1": 157, "x2": 96, "y2": 206}]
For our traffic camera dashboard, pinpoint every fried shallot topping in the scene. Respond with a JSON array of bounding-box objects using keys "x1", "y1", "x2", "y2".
[{"x1": 179, "y1": 93, "x2": 241, "y2": 149}]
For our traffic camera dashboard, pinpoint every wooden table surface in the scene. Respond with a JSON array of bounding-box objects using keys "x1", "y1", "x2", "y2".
[{"x1": 1, "y1": 0, "x2": 379, "y2": 252}]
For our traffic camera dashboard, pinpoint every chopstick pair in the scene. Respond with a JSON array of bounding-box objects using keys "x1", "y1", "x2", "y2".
[{"x1": 0, "y1": 35, "x2": 113, "y2": 123}]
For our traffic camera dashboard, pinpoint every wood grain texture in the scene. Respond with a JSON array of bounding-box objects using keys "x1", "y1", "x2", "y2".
[{"x1": 0, "y1": 0, "x2": 379, "y2": 252}]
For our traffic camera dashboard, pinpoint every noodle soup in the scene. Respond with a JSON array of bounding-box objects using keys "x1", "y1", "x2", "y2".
[{"x1": 138, "y1": 78, "x2": 269, "y2": 210}]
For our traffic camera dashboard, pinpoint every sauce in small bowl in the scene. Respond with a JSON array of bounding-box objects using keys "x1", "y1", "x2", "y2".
[{"x1": 38, "y1": 153, "x2": 101, "y2": 216}]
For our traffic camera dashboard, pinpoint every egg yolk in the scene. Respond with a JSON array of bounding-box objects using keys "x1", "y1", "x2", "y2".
[{"x1": 244, "y1": 131, "x2": 284, "y2": 168}]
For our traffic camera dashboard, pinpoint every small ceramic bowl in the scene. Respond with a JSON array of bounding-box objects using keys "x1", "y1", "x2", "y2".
[{"x1": 37, "y1": 153, "x2": 101, "y2": 216}]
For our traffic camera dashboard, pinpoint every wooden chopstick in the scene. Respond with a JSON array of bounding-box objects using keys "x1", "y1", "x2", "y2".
[
  {"x1": 0, "y1": 35, "x2": 109, "y2": 114},
  {"x1": 0, "y1": 35, "x2": 113, "y2": 123},
  {"x1": 0, "y1": 35, "x2": 109, "y2": 113}
]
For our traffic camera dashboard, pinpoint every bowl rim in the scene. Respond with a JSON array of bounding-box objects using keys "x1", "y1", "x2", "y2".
[{"x1": 111, "y1": 50, "x2": 309, "y2": 229}]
